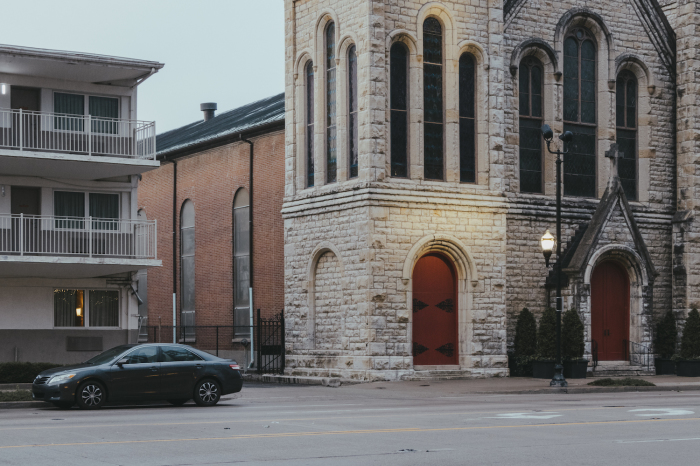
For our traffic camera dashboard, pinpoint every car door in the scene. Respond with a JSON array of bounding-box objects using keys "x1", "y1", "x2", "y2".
[
  {"x1": 159, "y1": 346, "x2": 205, "y2": 399},
  {"x1": 108, "y1": 346, "x2": 161, "y2": 401}
]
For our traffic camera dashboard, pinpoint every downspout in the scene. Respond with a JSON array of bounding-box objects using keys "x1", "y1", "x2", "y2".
[
  {"x1": 172, "y1": 161, "x2": 178, "y2": 343},
  {"x1": 240, "y1": 136, "x2": 255, "y2": 369}
]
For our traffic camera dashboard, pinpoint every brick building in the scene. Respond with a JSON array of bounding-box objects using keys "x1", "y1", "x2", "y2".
[
  {"x1": 281, "y1": 0, "x2": 700, "y2": 381},
  {"x1": 138, "y1": 95, "x2": 285, "y2": 360}
]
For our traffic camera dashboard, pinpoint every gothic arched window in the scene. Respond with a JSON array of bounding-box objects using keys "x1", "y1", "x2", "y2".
[
  {"x1": 306, "y1": 61, "x2": 314, "y2": 187},
  {"x1": 459, "y1": 53, "x2": 476, "y2": 183},
  {"x1": 180, "y1": 200, "x2": 195, "y2": 335},
  {"x1": 616, "y1": 71, "x2": 637, "y2": 200},
  {"x1": 519, "y1": 57, "x2": 543, "y2": 193},
  {"x1": 563, "y1": 29, "x2": 597, "y2": 197},
  {"x1": 390, "y1": 42, "x2": 408, "y2": 178},
  {"x1": 348, "y1": 45, "x2": 359, "y2": 179},
  {"x1": 326, "y1": 23, "x2": 337, "y2": 183},
  {"x1": 423, "y1": 17, "x2": 443, "y2": 180},
  {"x1": 233, "y1": 188, "x2": 250, "y2": 336}
]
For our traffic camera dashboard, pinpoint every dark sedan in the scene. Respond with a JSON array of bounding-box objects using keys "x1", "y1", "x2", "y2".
[{"x1": 32, "y1": 343, "x2": 243, "y2": 409}]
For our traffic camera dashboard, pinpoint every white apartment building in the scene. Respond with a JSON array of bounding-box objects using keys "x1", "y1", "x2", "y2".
[{"x1": 0, "y1": 45, "x2": 163, "y2": 363}]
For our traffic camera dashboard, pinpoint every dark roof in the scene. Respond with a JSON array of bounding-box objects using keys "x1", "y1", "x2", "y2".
[{"x1": 156, "y1": 93, "x2": 285, "y2": 157}]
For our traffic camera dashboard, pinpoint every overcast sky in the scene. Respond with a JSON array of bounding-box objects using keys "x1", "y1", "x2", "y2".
[{"x1": 0, "y1": 0, "x2": 285, "y2": 133}]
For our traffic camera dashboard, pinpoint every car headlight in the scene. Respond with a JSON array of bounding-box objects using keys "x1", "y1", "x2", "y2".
[{"x1": 47, "y1": 374, "x2": 76, "y2": 385}]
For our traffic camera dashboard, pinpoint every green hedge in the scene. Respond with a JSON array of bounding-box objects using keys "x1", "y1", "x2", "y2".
[{"x1": 0, "y1": 363, "x2": 64, "y2": 384}]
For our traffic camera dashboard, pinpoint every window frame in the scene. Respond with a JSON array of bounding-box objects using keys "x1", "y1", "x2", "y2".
[
  {"x1": 232, "y1": 188, "x2": 251, "y2": 337},
  {"x1": 422, "y1": 16, "x2": 445, "y2": 181},
  {"x1": 390, "y1": 41, "x2": 409, "y2": 178},
  {"x1": 180, "y1": 200, "x2": 196, "y2": 333},
  {"x1": 52, "y1": 91, "x2": 121, "y2": 134},
  {"x1": 53, "y1": 190, "x2": 121, "y2": 230},
  {"x1": 305, "y1": 61, "x2": 315, "y2": 188},
  {"x1": 615, "y1": 70, "x2": 638, "y2": 201},
  {"x1": 459, "y1": 52, "x2": 477, "y2": 184},
  {"x1": 53, "y1": 288, "x2": 121, "y2": 329},
  {"x1": 347, "y1": 44, "x2": 359, "y2": 179},
  {"x1": 325, "y1": 22, "x2": 337, "y2": 184},
  {"x1": 518, "y1": 56, "x2": 544, "y2": 194}
]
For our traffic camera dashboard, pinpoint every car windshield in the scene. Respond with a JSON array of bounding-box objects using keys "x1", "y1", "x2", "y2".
[{"x1": 85, "y1": 345, "x2": 133, "y2": 365}]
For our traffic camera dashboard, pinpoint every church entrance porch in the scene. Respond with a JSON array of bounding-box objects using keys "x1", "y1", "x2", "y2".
[
  {"x1": 412, "y1": 254, "x2": 458, "y2": 366},
  {"x1": 591, "y1": 260, "x2": 630, "y2": 361}
]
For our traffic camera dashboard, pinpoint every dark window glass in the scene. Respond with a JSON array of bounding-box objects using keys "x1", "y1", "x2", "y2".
[
  {"x1": 390, "y1": 43, "x2": 408, "y2": 178},
  {"x1": 423, "y1": 18, "x2": 443, "y2": 180},
  {"x1": 348, "y1": 45, "x2": 359, "y2": 179},
  {"x1": 89, "y1": 193, "x2": 119, "y2": 230},
  {"x1": 459, "y1": 53, "x2": 476, "y2": 183},
  {"x1": 519, "y1": 57, "x2": 544, "y2": 193},
  {"x1": 54, "y1": 191, "x2": 85, "y2": 229},
  {"x1": 54, "y1": 92, "x2": 84, "y2": 131},
  {"x1": 563, "y1": 29, "x2": 597, "y2": 197},
  {"x1": 306, "y1": 62, "x2": 315, "y2": 187},
  {"x1": 89, "y1": 96, "x2": 119, "y2": 134},
  {"x1": 616, "y1": 70, "x2": 637, "y2": 200},
  {"x1": 89, "y1": 290, "x2": 119, "y2": 327},
  {"x1": 160, "y1": 346, "x2": 202, "y2": 362},
  {"x1": 124, "y1": 346, "x2": 159, "y2": 364},
  {"x1": 326, "y1": 23, "x2": 337, "y2": 183},
  {"x1": 54, "y1": 289, "x2": 84, "y2": 327}
]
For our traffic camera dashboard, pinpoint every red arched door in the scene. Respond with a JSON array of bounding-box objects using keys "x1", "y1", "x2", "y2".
[
  {"x1": 591, "y1": 261, "x2": 630, "y2": 361},
  {"x1": 412, "y1": 254, "x2": 458, "y2": 365}
]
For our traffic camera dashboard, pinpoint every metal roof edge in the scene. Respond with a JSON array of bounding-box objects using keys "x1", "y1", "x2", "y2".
[{"x1": 0, "y1": 44, "x2": 164, "y2": 70}]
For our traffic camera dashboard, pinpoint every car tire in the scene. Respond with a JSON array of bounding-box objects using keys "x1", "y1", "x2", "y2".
[
  {"x1": 167, "y1": 399, "x2": 189, "y2": 406},
  {"x1": 193, "y1": 379, "x2": 221, "y2": 406},
  {"x1": 51, "y1": 402, "x2": 74, "y2": 409},
  {"x1": 76, "y1": 380, "x2": 106, "y2": 410}
]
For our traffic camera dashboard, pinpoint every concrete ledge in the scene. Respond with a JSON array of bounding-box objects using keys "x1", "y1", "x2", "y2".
[
  {"x1": 262, "y1": 374, "x2": 341, "y2": 387},
  {"x1": 0, "y1": 383, "x2": 32, "y2": 390}
]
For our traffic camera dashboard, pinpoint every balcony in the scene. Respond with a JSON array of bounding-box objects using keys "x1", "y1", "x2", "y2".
[
  {"x1": 0, "y1": 109, "x2": 159, "y2": 180},
  {"x1": 0, "y1": 214, "x2": 160, "y2": 278}
]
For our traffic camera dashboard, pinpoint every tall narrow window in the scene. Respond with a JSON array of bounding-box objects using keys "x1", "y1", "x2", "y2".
[
  {"x1": 616, "y1": 71, "x2": 637, "y2": 200},
  {"x1": 563, "y1": 29, "x2": 597, "y2": 197},
  {"x1": 390, "y1": 42, "x2": 409, "y2": 178},
  {"x1": 54, "y1": 289, "x2": 85, "y2": 327},
  {"x1": 326, "y1": 23, "x2": 337, "y2": 183},
  {"x1": 459, "y1": 53, "x2": 476, "y2": 183},
  {"x1": 306, "y1": 62, "x2": 315, "y2": 187},
  {"x1": 519, "y1": 57, "x2": 544, "y2": 193},
  {"x1": 180, "y1": 200, "x2": 195, "y2": 337},
  {"x1": 233, "y1": 188, "x2": 250, "y2": 337},
  {"x1": 348, "y1": 45, "x2": 359, "y2": 179},
  {"x1": 423, "y1": 17, "x2": 443, "y2": 180}
]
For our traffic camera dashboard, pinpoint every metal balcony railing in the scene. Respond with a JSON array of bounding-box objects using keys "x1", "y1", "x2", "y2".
[
  {"x1": 0, "y1": 214, "x2": 157, "y2": 259},
  {"x1": 0, "y1": 108, "x2": 156, "y2": 160}
]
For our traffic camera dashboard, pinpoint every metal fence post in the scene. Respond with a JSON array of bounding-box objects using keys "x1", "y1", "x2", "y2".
[
  {"x1": 216, "y1": 326, "x2": 219, "y2": 357},
  {"x1": 87, "y1": 115, "x2": 92, "y2": 156},
  {"x1": 19, "y1": 109, "x2": 23, "y2": 151},
  {"x1": 88, "y1": 216, "x2": 92, "y2": 257},
  {"x1": 19, "y1": 213, "x2": 24, "y2": 256},
  {"x1": 281, "y1": 310, "x2": 285, "y2": 374},
  {"x1": 257, "y1": 309, "x2": 262, "y2": 374}
]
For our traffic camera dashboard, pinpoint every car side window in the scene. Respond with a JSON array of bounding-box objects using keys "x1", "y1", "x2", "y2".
[
  {"x1": 160, "y1": 346, "x2": 202, "y2": 362},
  {"x1": 123, "y1": 346, "x2": 159, "y2": 364}
]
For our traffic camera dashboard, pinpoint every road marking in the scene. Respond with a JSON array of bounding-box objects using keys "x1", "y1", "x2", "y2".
[
  {"x1": 628, "y1": 409, "x2": 694, "y2": 416},
  {"x1": 1, "y1": 416, "x2": 700, "y2": 450},
  {"x1": 487, "y1": 412, "x2": 562, "y2": 420},
  {"x1": 616, "y1": 437, "x2": 700, "y2": 444}
]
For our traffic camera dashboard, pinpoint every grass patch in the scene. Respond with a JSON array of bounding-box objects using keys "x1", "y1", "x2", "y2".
[
  {"x1": 0, "y1": 389, "x2": 34, "y2": 402},
  {"x1": 588, "y1": 378, "x2": 655, "y2": 387}
]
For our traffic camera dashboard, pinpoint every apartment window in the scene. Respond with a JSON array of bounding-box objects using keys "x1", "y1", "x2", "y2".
[
  {"x1": 348, "y1": 45, "x2": 359, "y2": 179},
  {"x1": 616, "y1": 71, "x2": 637, "y2": 201},
  {"x1": 519, "y1": 57, "x2": 544, "y2": 193},
  {"x1": 563, "y1": 29, "x2": 597, "y2": 197},
  {"x1": 54, "y1": 289, "x2": 119, "y2": 328},
  {"x1": 54, "y1": 92, "x2": 85, "y2": 131},
  {"x1": 180, "y1": 200, "x2": 195, "y2": 333},
  {"x1": 54, "y1": 191, "x2": 119, "y2": 230},
  {"x1": 459, "y1": 53, "x2": 477, "y2": 183},
  {"x1": 326, "y1": 22, "x2": 337, "y2": 183},
  {"x1": 306, "y1": 62, "x2": 315, "y2": 188},
  {"x1": 54, "y1": 93, "x2": 119, "y2": 134},
  {"x1": 233, "y1": 188, "x2": 250, "y2": 336},
  {"x1": 423, "y1": 17, "x2": 444, "y2": 180},
  {"x1": 390, "y1": 42, "x2": 409, "y2": 178},
  {"x1": 89, "y1": 96, "x2": 119, "y2": 134}
]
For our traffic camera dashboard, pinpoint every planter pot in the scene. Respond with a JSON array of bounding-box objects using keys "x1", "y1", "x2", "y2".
[
  {"x1": 654, "y1": 358, "x2": 676, "y2": 376},
  {"x1": 676, "y1": 360, "x2": 700, "y2": 377},
  {"x1": 508, "y1": 354, "x2": 534, "y2": 377},
  {"x1": 532, "y1": 360, "x2": 556, "y2": 379},
  {"x1": 563, "y1": 360, "x2": 589, "y2": 379}
]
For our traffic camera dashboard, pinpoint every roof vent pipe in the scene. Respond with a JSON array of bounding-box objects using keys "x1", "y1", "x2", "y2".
[{"x1": 200, "y1": 102, "x2": 217, "y2": 121}]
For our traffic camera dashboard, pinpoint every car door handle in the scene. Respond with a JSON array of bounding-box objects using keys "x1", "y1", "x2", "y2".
[
  {"x1": 196, "y1": 365, "x2": 203, "y2": 370},
  {"x1": 150, "y1": 366, "x2": 158, "y2": 372}
]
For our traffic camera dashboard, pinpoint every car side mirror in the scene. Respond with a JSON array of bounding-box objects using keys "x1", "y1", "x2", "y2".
[{"x1": 116, "y1": 358, "x2": 129, "y2": 366}]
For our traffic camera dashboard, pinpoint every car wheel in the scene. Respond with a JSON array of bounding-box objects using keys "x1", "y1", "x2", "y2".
[
  {"x1": 76, "y1": 381, "x2": 106, "y2": 410},
  {"x1": 51, "y1": 402, "x2": 74, "y2": 409},
  {"x1": 193, "y1": 379, "x2": 221, "y2": 406},
  {"x1": 167, "y1": 399, "x2": 189, "y2": 406}
]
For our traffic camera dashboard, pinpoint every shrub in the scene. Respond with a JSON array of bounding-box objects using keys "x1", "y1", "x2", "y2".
[
  {"x1": 537, "y1": 307, "x2": 557, "y2": 360},
  {"x1": 514, "y1": 308, "x2": 537, "y2": 357},
  {"x1": 562, "y1": 308, "x2": 585, "y2": 360},
  {"x1": 654, "y1": 311, "x2": 677, "y2": 359},
  {"x1": 588, "y1": 378, "x2": 655, "y2": 387},
  {"x1": 0, "y1": 363, "x2": 63, "y2": 384},
  {"x1": 680, "y1": 308, "x2": 700, "y2": 360}
]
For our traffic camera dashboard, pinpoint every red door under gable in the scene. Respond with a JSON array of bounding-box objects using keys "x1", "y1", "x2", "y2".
[
  {"x1": 412, "y1": 254, "x2": 458, "y2": 365},
  {"x1": 591, "y1": 261, "x2": 630, "y2": 361}
]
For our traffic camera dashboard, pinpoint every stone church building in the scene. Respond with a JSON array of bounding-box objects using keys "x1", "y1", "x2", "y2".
[{"x1": 281, "y1": 0, "x2": 700, "y2": 380}]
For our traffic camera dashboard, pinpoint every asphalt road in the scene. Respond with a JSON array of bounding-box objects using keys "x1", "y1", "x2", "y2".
[{"x1": 1, "y1": 381, "x2": 699, "y2": 465}]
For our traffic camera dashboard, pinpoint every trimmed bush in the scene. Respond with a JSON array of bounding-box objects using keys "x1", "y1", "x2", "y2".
[
  {"x1": 514, "y1": 308, "x2": 537, "y2": 357},
  {"x1": 654, "y1": 311, "x2": 677, "y2": 359},
  {"x1": 680, "y1": 308, "x2": 700, "y2": 360},
  {"x1": 562, "y1": 308, "x2": 585, "y2": 361},
  {"x1": 0, "y1": 363, "x2": 63, "y2": 384},
  {"x1": 537, "y1": 307, "x2": 557, "y2": 360}
]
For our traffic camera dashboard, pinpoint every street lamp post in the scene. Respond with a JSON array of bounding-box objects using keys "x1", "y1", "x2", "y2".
[{"x1": 540, "y1": 124, "x2": 573, "y2": 388}]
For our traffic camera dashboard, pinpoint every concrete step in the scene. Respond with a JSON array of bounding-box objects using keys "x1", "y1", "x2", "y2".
[
  {"x1": 592, "y1": 366, "x2": 654, "y2": 377},
  {"x1": 409, "y1": 370, "x2": 474, "y2": 381}
]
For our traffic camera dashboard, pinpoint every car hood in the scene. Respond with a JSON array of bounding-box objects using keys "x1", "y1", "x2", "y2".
[{"x1": 37, "y1": 363, "x2": 94, "y2": 378}]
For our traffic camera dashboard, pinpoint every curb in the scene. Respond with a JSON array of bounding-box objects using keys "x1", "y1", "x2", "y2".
[
  {"x1": 261, "y1": 374, "x2": 342, "y2": 387},
  {"x1": 475, "y1": 384, "x2": 700, "y2": 395},
  {"x1": 0, "y1": 401, "x2": 51, "y2": 409}
]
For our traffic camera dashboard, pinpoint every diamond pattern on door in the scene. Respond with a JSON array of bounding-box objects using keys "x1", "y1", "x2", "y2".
[
  {"x1": 413, "y1": 299, "x2": 428, "y2": 313},
  {"x1": 436, "y1": 298, "x2": 454, "y2": 313}
]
